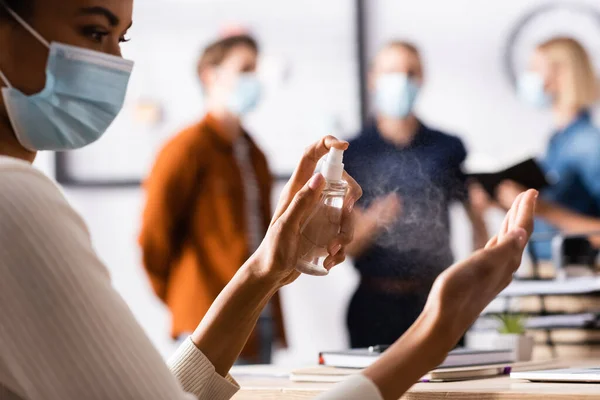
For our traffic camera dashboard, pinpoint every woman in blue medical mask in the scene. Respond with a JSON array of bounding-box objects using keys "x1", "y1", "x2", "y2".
[
  {"x1": 0, "y1": 1, "x2": 537, "y2": 400},
  {"x1": 495, "y1": 37, "x2": 600, "y2": 259},
  {"x1": 343, "y1": 41, "x2": 489, "y2": 348}
]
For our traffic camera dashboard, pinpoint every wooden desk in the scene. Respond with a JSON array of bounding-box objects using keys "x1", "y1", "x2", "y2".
[{"x1": 231, "y1": 367, "x2": 600, "y2": 400}]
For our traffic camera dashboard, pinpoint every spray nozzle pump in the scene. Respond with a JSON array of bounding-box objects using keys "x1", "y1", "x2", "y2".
[{"x1": 321, "y1": 148, "x2": 345, "y2": 181}]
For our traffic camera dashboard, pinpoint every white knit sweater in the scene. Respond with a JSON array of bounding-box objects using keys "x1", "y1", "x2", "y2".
[{"x1": 0, "y1": 156, "x2": 382, "y2": 400}]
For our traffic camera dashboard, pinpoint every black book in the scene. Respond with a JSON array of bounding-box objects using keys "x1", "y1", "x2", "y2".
[{"x1": 469, "y1": 158, "x2": 549, "y2": 198}]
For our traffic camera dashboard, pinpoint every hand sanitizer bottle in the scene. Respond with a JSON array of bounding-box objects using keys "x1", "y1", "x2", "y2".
[{"x1": 296, "y1": 148, "x2": 348, "y2": 276}]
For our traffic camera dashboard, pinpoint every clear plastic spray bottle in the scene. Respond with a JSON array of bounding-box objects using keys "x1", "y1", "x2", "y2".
[{"x1": 296, "y1": 148, "x2": 348, "y2": 276}]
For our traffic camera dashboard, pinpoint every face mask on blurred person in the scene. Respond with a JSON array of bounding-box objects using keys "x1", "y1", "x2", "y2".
[
  {"x1": 226, "y1": 73, "x2": 262, "y2": 116},
  {"x1": 518, "y1": 72, "x2": 552, "y2": 109},
  {"x1": 0, "y1": 3, "x2": 133, "y2": 151},
  {"x1": 374, "y1": 73, "x2": 420, "y2": 119}
]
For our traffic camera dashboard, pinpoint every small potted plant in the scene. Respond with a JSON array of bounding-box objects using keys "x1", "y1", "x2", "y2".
[
  {"x1": 466, "y1": 314, "x2": 534, "y2": 362},
  {"x1": 493, "y1": 313, "x2": 534, "y2": 362}
]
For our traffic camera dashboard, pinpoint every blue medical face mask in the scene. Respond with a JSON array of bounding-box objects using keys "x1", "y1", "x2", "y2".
[
  {"x1": 226, "y1": 73, "x2": 262, "y2": 116},
  {"x1": 374, "y1": 73, "x2": 420, "y2": 119},
  {"x1": 518, "y1": 72, "x2": 553, "y2": 109},
  {"x1": 0, "y1": 4, "x2": 133, "y2": 151}
]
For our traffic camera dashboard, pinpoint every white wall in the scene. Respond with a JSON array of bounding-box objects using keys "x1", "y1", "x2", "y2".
[{"x1": 53, "y1": 0, "x2": 600, "y2": 364}]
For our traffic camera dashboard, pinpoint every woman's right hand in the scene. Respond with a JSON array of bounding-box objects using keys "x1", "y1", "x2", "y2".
[{"x1": 250, "y1": 136, "x2": 363, "y2": 287}]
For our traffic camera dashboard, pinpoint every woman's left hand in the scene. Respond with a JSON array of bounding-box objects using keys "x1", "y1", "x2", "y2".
[
  {"x1": 251, "y1": 136, "x2": 363, "y2": 287},
  {"x1": 426, "y1": 189, "x2": 536, "y2": 332}
]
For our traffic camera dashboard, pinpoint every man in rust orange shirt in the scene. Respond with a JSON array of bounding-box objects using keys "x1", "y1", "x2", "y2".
[{"x1": 139, "y1": 34, "x2": 286, "y2": 363}]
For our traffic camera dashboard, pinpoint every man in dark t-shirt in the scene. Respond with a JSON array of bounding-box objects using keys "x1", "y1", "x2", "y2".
[{"x1": 344, "y1": 41, "x2": 488, "y2": 348}]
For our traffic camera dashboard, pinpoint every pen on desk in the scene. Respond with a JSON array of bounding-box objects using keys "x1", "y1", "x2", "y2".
[{"x1": 368, "y1": 345, "x2": 390, "y2": 353}]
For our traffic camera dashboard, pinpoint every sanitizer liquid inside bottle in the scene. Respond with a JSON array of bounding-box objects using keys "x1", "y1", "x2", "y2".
[{"x1": 296, "y1": 148, "x2": 348, "y2": 276}]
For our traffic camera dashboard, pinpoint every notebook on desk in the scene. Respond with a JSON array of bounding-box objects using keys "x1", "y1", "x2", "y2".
[
  {"x1": 292, "y1": 361, "x2": 562, "y2": 383},
  {"x1": 511, "y1": 367, "x2": 600, "y2": 383},
  {"x1": 318, "y1": 347, "x2": 514, "y2": 369}
]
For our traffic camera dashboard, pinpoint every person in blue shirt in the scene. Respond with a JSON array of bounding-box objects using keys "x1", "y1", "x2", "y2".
[
  {"x1": 495, "y1": 37, "x2": 600, "y2": 260},
  {"x1": 344, "y1": 41, "x2": 488, "y2": 348}
]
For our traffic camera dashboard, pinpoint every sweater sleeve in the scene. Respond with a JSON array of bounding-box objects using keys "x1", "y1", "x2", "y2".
[
  {"x1": 0, "y1": 165, "x2": 237, "y2": 400},
  {"x1": 314, "y1": 374, "x2": 383, "y2": 400},
  {"x1": 139, "y1": 135, "x2": 205, "y2": 302}
]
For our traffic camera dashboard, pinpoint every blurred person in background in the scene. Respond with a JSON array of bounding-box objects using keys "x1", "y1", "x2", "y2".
[
  {"x1": 344, "y1": 41, "x2": 489, "y2": 348},
  {"x1": 492, "y1": 37, "x2": 600, "y2": 259},
  {"x1": 139, "y1": 34, "x2": 286, "y2": 363}
]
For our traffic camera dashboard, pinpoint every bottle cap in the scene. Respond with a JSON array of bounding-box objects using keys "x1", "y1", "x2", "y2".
[{"x1": 321, "y1": 147, "x2": 344, "y2": 181}]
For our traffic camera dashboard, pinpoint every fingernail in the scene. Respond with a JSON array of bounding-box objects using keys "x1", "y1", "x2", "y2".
[
  {"x1": 325, "y1": 260, "x2": 335, "y2": 269},
  {"x1": 331, "y1": 244, "x2": 342, "y2": 256},
  {"x1": 332, "y1": 139, "x2": 349, "y2": 148},
  {"x1": 309, "y1": 173, "x2": 324, "y2": 190}
]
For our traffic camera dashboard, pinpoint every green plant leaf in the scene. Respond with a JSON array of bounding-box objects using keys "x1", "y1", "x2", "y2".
[{"x1": 494, "y1": 313, "x2": 527, "y2": 335}]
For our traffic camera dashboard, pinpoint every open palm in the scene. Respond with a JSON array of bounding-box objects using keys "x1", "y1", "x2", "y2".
[{"x1": 424, "y1": 189, "x2": 537, "y2": 342}]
